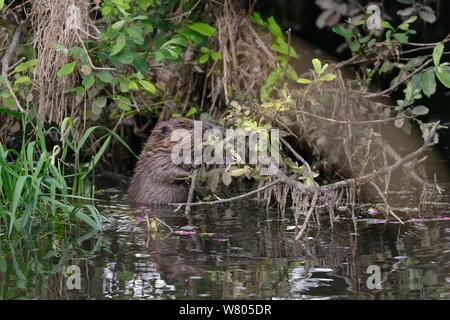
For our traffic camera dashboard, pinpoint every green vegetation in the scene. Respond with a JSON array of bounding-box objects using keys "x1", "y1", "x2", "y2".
[{"x1": 0, "y1": 0, "x2": 449, "y2": 239}]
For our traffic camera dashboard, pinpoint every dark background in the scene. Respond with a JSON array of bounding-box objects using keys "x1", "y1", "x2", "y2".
[{"x1": 254, "y1": 0, "x2": 450, "y2": 160}]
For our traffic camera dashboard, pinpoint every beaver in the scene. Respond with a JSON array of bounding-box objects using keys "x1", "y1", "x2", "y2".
[{"x1": 128, "y1": 117, "x2": 210, "y2": 205}]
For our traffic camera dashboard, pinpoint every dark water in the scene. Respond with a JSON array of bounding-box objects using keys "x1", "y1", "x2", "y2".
[{"x1": 1, "y1": 186, "x2": 449, "y2": 300}]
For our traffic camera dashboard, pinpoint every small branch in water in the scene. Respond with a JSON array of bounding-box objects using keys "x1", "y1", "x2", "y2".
[
  {"x1": 170, "y1": 179, "x2": 281, "y2": 207},
  {"x1": 370, "y1": 181, "x2": 404, "y2": 224},
  {"x1": 184, "y1": 168, "x2": 198, "y2": 218},
  {"x1": 295, "y1": 191, "x2": 319, "y2": 240}
]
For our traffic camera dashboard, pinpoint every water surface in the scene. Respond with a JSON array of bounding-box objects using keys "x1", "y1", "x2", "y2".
[{"x1": 1, "y1": 186, "x2": 449, "y2": 300}]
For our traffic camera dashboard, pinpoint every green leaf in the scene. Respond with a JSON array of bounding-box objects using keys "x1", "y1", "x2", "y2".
[
  {"x1": 112, "y1": 20, "x2": 126, "y2": 30},
  {"x1": 64, "y1": 86, "x2": 85, "y2": 97},
  {"x1": 229, "y1": 168, "x2": 246, "y2": 177},
  {"x1": 380, "y1": 61, "x2": 394, "y2": 74},
  {"x1": 433, "y1": 42, "x2": 444, "y2": 66},
  {"x1": 56, "y1": 62, "x2": 76, "y2": 78},
  {"x1": 210, "y1": 51, "x2": 222, "y2": 61},
  {"x1": 128, "y1": 80, "x2": 138, "y2": 90},
  {"x1": 92, "y1": 96, "x2": 107, "y2": 109},
  {"x1": 110, "y1": 33, "x2": 126, "y2": 56},
  {"x1": 74, "y1": 209, "x2": 101, "y2": 230},
  {"x1": 260, "y1": 68, "x2": 282, "y2": 99},
  {"x1": 411, "y1": 105, "x2": 429, "y2": 116},
  {"x1": 114, "y1": 49, "x2": 135, "y2": 64},
  {"x1": 297, "y1": 78, "x2": 312, "y2": 84},
  {"x1": 161, "y1": 36, "x2": 188, "y2": 48},
  {"x1": 221, "y1": 171, "x2": 232, "y2": 186},
  {"x1": 126, "y1": 26, "x2": 144, "y2": 45},
  {"x1": 349, "y1": 41, "x2": 361, "y2": 52},
  {"x1": 381, "y1": 20, "x2": 394, "y2": 30},
  {"x1": 117, "y1": 95, "x2": 132, "y2": 111},
  {"x1": 436, "y1": 67, "x2": 450, "y2": 88},
  {"x1": 13, "y1": 59, "x2": 37, "y2": 74},
  {"x1": 0, "y1": 0, "x2": 5, "y2": 10},
  {"x1": 267, "y1": 16, "x2": 283, "y2": 38},
  {"x1": 319, "y1": 73, "x2": 336, "y2": 81},
  {"x1": 393, "y1": 33, "x2": 409, "y2": 43},
  {"x1": 250, "y1": 12, "x2": 266, "y2": 27},
  {"x1": 185, "y1": 106, "x2": 197, "y2": 117},
  {"x1": 331, "y1": 25, "x2": 353, "y2": 38},
  {"x1": 312, "y1": 59, "x2": 322, "y2": 74},
  {"x1": 82, "y1": 74, "x2": 95, "y2": 89},
  {"x1": 96, "y1": 71, "x2": 113, "y2": 84},
  {"x1": 14, "y1": 76, "x2": 31, "y2": 86},
  {"x1": 271, "y1": 36, "x2": 298, "y2": 58},
  {"x1": 187, "y1": 22, "x2": 216, "y2": 37},
  {"x1": 138, "y1": 80, "x2": 156, "y2": 93},
  {"x1": 398, "y1": 22, "x2": 410, "y2": 31},
  {"x1": 420, "y1": 69, "x2": 436, "y2": 97},
  {"x1": 119, "y1": 78, "x2": 130, "y2": 92},
  {"x1": 198, "y1": 53, "x2": 210, "y2": 64},
  {"x1": 405, "y1": 15, "x2": 418, "y2": 24}
]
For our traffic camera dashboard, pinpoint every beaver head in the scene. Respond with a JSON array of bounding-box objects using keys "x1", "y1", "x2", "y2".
[{"x1": 128, "y1": 117, "x2": 212, "y2": 205}]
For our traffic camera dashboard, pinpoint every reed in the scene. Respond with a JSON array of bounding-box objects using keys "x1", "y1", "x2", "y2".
[{"x1": 0, "y1": 110, "x2": 130, "y2": 238}]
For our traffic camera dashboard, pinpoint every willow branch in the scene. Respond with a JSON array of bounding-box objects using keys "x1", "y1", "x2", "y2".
[
  {"x1": 170, "y1": 179, "x2": 281, "y2": 207},
  {"x1": 278, "y1": 122, "x2": 440, "y2": 193},
  {"x1": 296, "y1": 109, "x2": 414, "y2": 125}
]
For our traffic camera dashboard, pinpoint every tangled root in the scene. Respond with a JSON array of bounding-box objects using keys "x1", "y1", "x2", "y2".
[{"x1": 31, "y1": 0, "x2": 91, "y2": 126}]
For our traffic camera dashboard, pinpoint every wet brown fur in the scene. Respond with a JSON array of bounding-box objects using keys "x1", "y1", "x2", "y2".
[{"x1": 128, "y1": 118, "x2": 201, "y2": 205}]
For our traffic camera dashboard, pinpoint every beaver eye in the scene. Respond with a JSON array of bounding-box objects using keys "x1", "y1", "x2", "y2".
[{"x1": 160, "y1": 126, "x2": 168, "y2": 136}]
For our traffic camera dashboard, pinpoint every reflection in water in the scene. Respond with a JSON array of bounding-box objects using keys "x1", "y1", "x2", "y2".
[{"x1": 0, "y1": 187, "x2": 449, "y2": 299}]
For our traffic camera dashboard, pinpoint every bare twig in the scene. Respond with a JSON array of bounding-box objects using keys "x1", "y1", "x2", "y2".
[
  {"x1": 184, "y1": 169, "x2": 198, "y2": 217},
  {"x1": 405, "y1": 33, "x2": 450, "y2": 47},
  {"x1": 295, "y1": 191, "x2": 319, "y2": 240},
  {"x1": 384, "y1": 144, "x2": 432, "y2": 187},
  {"x1": 280, "y1": 136, "x2": 313, "y2": 178},
  {"x1": 170, "y1": 179, "x2": 281, "y2": 207},
  {"x1": 278, "y1": 121, "x2": 440, "y2": 194},
  {"x1": 370, "y1": 181, "x2": 404, "y2": 224},
  {"x1": 361, "y1": 59, "x2": 433, "y2": 98},
  {"x1": 75, "y1": 31, "x2": 116, "y2": 71},
  {"x1": 296, "y1": 109, "x2": 414, "y2": 125},
  {"x1": 1, "y1": 22, "x2": 25, "y2": 113}
]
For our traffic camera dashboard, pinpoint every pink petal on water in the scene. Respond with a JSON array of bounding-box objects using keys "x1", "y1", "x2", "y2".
[
  {"x1": 135, "y1": 215, "x2": 145, "y2": 223},
  {"x1": 438, "y1": 216, "x2": 450, "y2": 221},
  {"x1": 368, "y1": 208, "x2": 379, "y2": 216}
]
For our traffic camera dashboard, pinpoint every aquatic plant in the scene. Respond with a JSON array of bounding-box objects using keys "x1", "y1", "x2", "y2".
[{"x1": 0, "y1": 110, "x2": 131, "y2": 237}]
